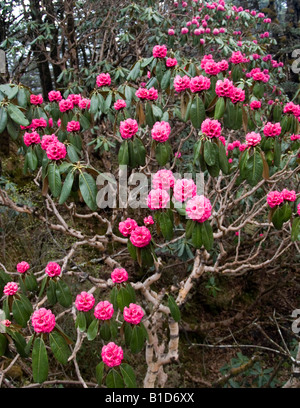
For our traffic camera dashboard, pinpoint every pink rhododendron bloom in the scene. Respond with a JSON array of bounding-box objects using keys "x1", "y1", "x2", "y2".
[
  {"x1": 190, "y1": 75, "x2": 211, "y2": 93},
  {"x1": 32, "y1": 308, "x2": 56, "y2": 333},
  {"x1": 1, "y1": 320, "x2": 11, "y2": 328},
  {"x1": 217, "y1": 60, "x2": 229, "y2": 72},
  {"x1": 173, "y1": 75, "x2": 191, "y2": 92},
  {"x1": 41, "y1": 134, "x2": 58, "y2": 150},
  {"x1": 30, "y1": 94, "x2": 43, "y2": 105},
  {"x1": 111, "y1": 268, "x2": 128, "y2": 284},
  {"x1": 144, "y1": 216, "x2": 154, "y2": 226},
  {"x1": 152, "y1": 169, "x2": 175, "y2": 190},
  {"x1": 130, "y1": 226, "x2": 152, "y2": 247},
  {"x1": 48, "y1": 90, "x2": 62, "y2": 102},
  {"x1": 215, "y1": 78, "x2": 234, "y2": 98},
  {"x1": 175, "y1": 151, "x2": 182, "y2": 158},
  {"x1": 78, "y1": 98, "x2": 91, "y2": 110},
  {"x1": 67, "y1": 94, "x2": 82, "y2": 105},
  {"x1": 147, "y1": 87, "x2": 158, "y2": 101},
  {"x1": 246, "y1": 132, "x2": 261, "y2": 147},
  {"x1": 152, "y1": 45, "x2": 167, "y2": 58},
  {"x1": 267, "y1": 191, "x2": 284, "y2": 208},
  {"x1": 168, "y1": 28, "x2": 175, "y2": 35},
  {"x1": 96, "y1": 73, "x2": 111, "y2": 87},
  {"x1": 66, "y1": 121, "x2": 80, "y2": 132},
  {"x1": 151, "y1": 121, "x2": 171, "y2": 143},
  {"x1": 123, "y1": 303, "x2": 144, "y2": 325},
  {"x1": 135, "y1": 87, "x2": 149, "y2": 99},
  {"x1": 17, "y1": 261, "x2": 30, "y2": 274},
  {"x1": 185, "y1": 195, "x2": 212, "y2": 223},
  {"x1": 46, "y1": 141, "x2": 67, "y2": 160},
  {"x1": 291, "y1": 134, "x2": 300, "y2": 141},
  {"x1": 250, "y1": 100, "x2": 261, "y2": 110},
  {"x1": 201, "y1": 118, "x2": 222, "y2": 138},
  {"x1": 3, "y1": 282, "x2": 18, "y2": 296},
  {"x1": 230, "y1": 87, "x2": 245, "y2": 104},
  {"x1": 297, "y1": 203, "x2": 300, "y2": 216},
  {"x1": 119, "y1": 119, "x2": 138, "y2": 139},
  {"x1": 114, "y1": 99, "x2": 127, "y2": 110},
  {"x1": 166, "y1": 58, "x2": 178, "y2": 68},
  {"x1": 23, "y1": 131, "x2": 40, "y2": 147},
  {"x1": 281, "y1": 189, "x2": 296, "y2": 202},
  {"x1": 204, "y1": 60, "x2": 220, "y2": 76},
  {"x1": 94, "y1": 301, "x2": 114, "y2": 320},
  {"x1": 173, "y1": 179, "x2": 197, "y2": 202},
  {"x1": 230, "y1": 51, "x2": 245, "y2": 64},
  {"x1": 147, "y1": 189, "x2": 170, "y2": 210},
  {"x1": 118, "y1": 218, "x2": 138, "y2": 237},
  {"x1": 45, "y1": 262, "x2": 61, "y2": 277},
  {"x1": 31, "y1": 118, "x2": 47, "y2": 129},
  {"x1": 75, "y1": 291, "x2": 95, "y2": 312},
  {"x1": 59, "y1": 99, "x2": 74, "y2": 112},
  {"x1": 181, "y1": 27, "x2": 189, "y2": 34},
  {"x1": 263, "y1": 122, "x2": 281, "y2": 137},
  {"x1": 101, "y1": 342, "x2": 123, "y2": 367}
]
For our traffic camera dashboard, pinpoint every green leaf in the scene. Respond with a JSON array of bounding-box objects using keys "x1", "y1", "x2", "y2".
[
  {"x1": 127, "y1": 61, "x2": 141, "y2": 81},
  {"x1": 245, "y1": 150, "x2": 263, "y2": 187},
  {"x1": 12, "y1": 299, "x2": 31, "y2": 328},
  {"x1": 18, "y1": 293, "x2": 33, "y2": 315},
  {"x1": 253, "y1": 82, "x2": 265, "y2": 99},
  {"x1": 55, "y1": 279, "x2": 72, "y2": 308},
  {"x1": 48, "y1": 162, "x2": 62, "y2": 198},
  {"x1": 87, "y1": 319, "x2": 99, "y2": 341},
  {"x1": 90, "y1": 93, "x2": 99, "y2": 114},
  {"x1": 96, "y1": 361, "x2": 105, "y2": 385},
  {"x1": 0, "y1": 107, "x2": 8, "y2": 133},
  {"x1": 26, "y1": 148, "x2": 38, "y2": 171},
  {"x1": 32, "y1": 337, "x2": 48, "y2": 383},
  {"x1": 272, "y1": 203, "x2": 292, "y2": 230},
  {"x1": 214, "y1": 97, "x2": 225, "y2": 119},
  {"x1": 127, "y1": 240, "x2": 137, "y2": 260},
  {"x1": 76, "y1": 311, "x2": 87, "y2": 332},
  {"x1": 132, "y1": 137, "x2": 146, "y2": 166},
  {"x1": 192, "y1": 222, "x2": 203, "y2": 248},
  {"x1": 7, "y1": 104, "x2": 29, "y2": 126},
  {"x1": 67, "y1": 144, "x2": 80, "y2": 163},
  {"x1": 218, "y1": 142, "x2": 229, "y2": 174},
  {"x1": 185, "y1": 219, "x2": 195, "y2": 239},
  {"x1": 291, "y1": 217, "x2": 300, "y2": 242},
  {"x1": 168, "y1": 295, "x2": 181, "y2": 322},
  {"x1": 59, "y1": 170, "x2": 75, "y2": 204},
  {"x1": 17, "y1": 87, "x2": 28, "y2": 108},
  {"x1": 125, "y1": 283, "x2": 136, "y2": 304},
  {"x1": 204, "y1": 141, "x2": 218, "y2": 166},
  {"x1": 118, "y1": 140, "x2": 130, "y2": 165},
  {"x1": 46, "y1": 279, "x2": 57, "y2": 305},
  {"x1": 0, "y1": 333, "x2": 7, "y2": 356},
  {"x1": 130, "y1": 325, "x2": 145, "y2": 354},
  {"x1": 99, "y1": 321, "x2": 111, "y2": 341},
  {"x1": 273, "y1": 138, "x2": 281, "y2": 167},
  {"x1": 190, "y1": 95, "x2": 205, "y2": 128},
  {"x1": 161, "y1": 69, "x2": 171, "y2": 90},
  {"x1": 79, "y1": 171, "x2": 97, "y2": 211},
  {"x1": 10, "y1": 330, "x2": 28, "y2": 357},
  {"x1": 49, "y1": 331, "x2": 71, "y2": 365},
  {"x1": 24, "y1": 272, "x2": 38, "y2": 292},
  {"x1": 106, "y1": 369, "x2": 125, "y2": 388},
  {"x1": 200, "y1": 220, "x2": 214, "y2": 251},
  {"x1": 117, "y1": 287, "x2": 131, "y2": 311},
  {"x1": 157, "y1": 211, "x2": 173, "y2": 240},
  {"x1": 155, "y1": 141, "x2": 171, "y2": 166},
  {"x1": 120, "y1": 363, "x2": 137, "y2": 388}
]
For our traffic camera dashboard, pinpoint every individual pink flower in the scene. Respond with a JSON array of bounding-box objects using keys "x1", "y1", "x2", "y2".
[
  {"x1": 75, "y1": 291, "x2": 95, "y2": 312},
  {"x1": 267, "y1": 191, "x2": 284, "y2": 208},
  {"x1": 250, "y1": 100, "x2": 261, "y2": 110},
  {"x1": 174, "y1": 151, "x2": 182, "y2": 158},
  {"x1": 190, "y1": 75, "x2": 211, "y2": 93},
  {"x1": 46, "y1": 141, "x2": 67, "y2": 160},
  {"x1": 281, "y1": 189, "x2": 296, "y2": 202},
  {"x1": 48, "y1": 90, "x2": 62, "y2": 102},
  {"x1": 173, "y1": 75, "x2": 191, "y2": 92},
  {"x1": 3, "y1": 282, "x2": 18, "y2": 296},
  {"x1": 168, "y1": 28, "x2": 175, "y2": 36},
  {"x1": 201, "y1": 118, "x2": 222, "y2": 138},
  {"x1": 130, "y1": 226, "x2": 152, "y2": 247},
  {"x1": 144, "y1": 216, "x2": 154, "y2": 226},
  {"x1": 291, "y1": 134, "x2": 300, "y2": 141},
  {"x1": 152, "y1": 169, "x2": 175, "y2": 190},
  {"x1": 111, "y1": 268, "x2": 128, "y2": 284},
  {"x1": 152, "y1": 45, "x2": 167, "y2": 58},
  {"x1": 173, "y1": 179, "x2": 197, "y2": 202},
  {"x1": 41, "y1": 134, "x2": 59, "y2": 150},
  {"x1": 147, "y1": 189, "x2": 170, "y2": 210},
  {"x1": 59, "y1": 99, "x2": 74, "y2": 112},
  {"x1": 30, "y1": 94, "x2": 43, "y2": 105},
  {"x1": 78, "y1": 98, "x2": 91, "y2": 110},
  {"x1": 23, "y1": 131, "x2": 40, "y2": 147},
  {"x1": 94, "y1": 300, "x2": 114, "y2": 320},
  {"x1": 246, "y1": 132, "x2": 261, "y2": 147},
  {"x1": 17, "y1": 261, "x2": 30, "y2": 274},
  {"x1": 45, "y1": 262, "x2": 61, "y2": 277},
  {"x1": 123, "y1": 303, "x2": 144, "y2": 325},
  {"x1": 66, "y1": 121, "x2": 80, "y2": 132},
  {"x1": 185, "y1": 195, "x2": 212, "y2": 223},
  {"x1": 263, "y1": 122, "x2": 281, "y2": 137},
  {"x1": 119, "y1": 119, "x2": 138, "y2": 139},
  {"x1": 166, "y1": 58, "x2": 178, "y2": 68},
  {"x1": 297, "y1": 203, "x2": 300, "y2": 216},
  {"x1": 96, "y1": 73, "x2": 111, "y2": 87},
  {"x1": 114, "y1": 99, "x2": 126, "y2": 110},
  {"x1": 118, "y1": 218, "x2": 138, "y2": 237},
  {"x1": 181, "y1": 27, "x2": 189, "y2": 34},
  {"x1": 135, "y1": 88, "x2": 149, "y2": 99},
  {"x1": 215, "y1": 78, "x2": 234, "y2": 98},
  {"x1": 151, "y1": 121, "x2": 171, "y2": 143},
  {"x1": 1, "y1": 319, "x2": 11, "y2": 328},
  {"x1": 101, "y1": 342, "x2": 124, "y2": 367},
  {"x1": 31, "y1": 308, "x2": 56, "y2": 333}
]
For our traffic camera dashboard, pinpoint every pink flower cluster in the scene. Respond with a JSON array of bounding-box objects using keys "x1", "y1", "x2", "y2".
[
  {"x1": 130, "y1": 226, "x2": 152, "y2": 247},
  {"x1": 101, "y1": 342, "x2": 123, "y2": 367},
  {"x1": 263, "y1": 122, "x2": 281, "y2": 138},
  {"x1": 215, "y1": 79, "x2": 244, "y2": 103},
  {"x1": 17, "y1": 261, "x2": 30, "y2": 274},
  {"x1": 94, "y1": 300, "x2": 114, "y2": 320},
  {"x1": 75, "y1": 291, "x2": 95, "y2": 312},
  {"x1": 250, "y1": 100, "x2": 261, "y2": 110},
  {"x1": 41, "y1": 134, "x2": 59, "y2": 150},
  {"x1": 119, "y1": 218, "x2": 138, "y2": 237},
  {"x1": 173, "y1": 179, "x2": 197, "y2": 202},
  {"x1": 151, "y1": 121, "x2": 171, "y2": 143},
  {"x1": 247, "y1": 68, "x2": 270, "y2": 83},
  {"x1": 135, "y1": 87, "x2": 158, "y2": 101},
  {"x1": 283, "y1": 102, "x2": 300, "y2": 118},
  {"x1": 66, "y1": 121, "x2": 80, "y2": 132},
  {"x1": 119, "y1": 119, "x2": 139, "y2": 139},
  {"x1": 230, "y1": 51, "x2": 248, "y2": 64},
  {"x1": 23, "y1": 131, "x2": 40, "y2": 147},
  {"x1": 30, "y1": 94, "x2": 43, "y2": 105},
  {"x1": 78, "y1": 98, "x2": 91, "y2": 110},
  {"x1": 189, "y1": 75, "x2": 211, "y2": 93},
  {"x1": 46, "y1": 141, "x2": 67, "y2": 160},
  {"x1": 114, "y1": 99, "x2": 127, "y2": 110},
  {"x1": 123, "y1": 303, "x2": 144, "y2": 325},
  {"x1": 186, "y1": 195, "x2": 212, "y2": 223},
  {"x1": 245, "y1": 132, "x2": 261, "y2": 147},
  {"x1": 166, "y1": 58, "x2": 178, "y2": 68},
  {"x1": 32, "y1": 308, "x2": 56, "y2": 333},
  {"x1": 147, "y1": 188, "x2": 170, "y2": 210},
  {"x1": 291, "y1": 134, "x2": 300, "y2": 141},
  {"x1": 96, "y1": 73, "x2": 111, "y2": 87},
  {"x1": 48, "y1": 90, "x2": 62, "y2": 102},
  {"x1": 152, "y1": 45, "x2": 167, "y2": 58},
  {"x1": 173, "y1": 75, "x2": 191, "y2": 92},
  {"x1": 59, "y1": 99, "x2": 74, "y2": 112},
  {"x1": 45, "y1": 262, "x2": 61, "y2": 277},
  {"x1": 31, "y1": 118, "x2": 47, "y2": 129},
  {"x1": 3, "y1": 282, "x2": 18, "y2": 296},
  {"x1": 111, "y1": 268, "x2": 128, "y2": 283},
  {"x1": 267, "y1": 189, "x2": 297, "y2": 208},
  {"x1": 152, "y1": 169, "x2": 175, "y2": 190},
  {"x1": 201, "y1": 118, "x2": 222, "y2": 138},
  {"x1": 144, "y1": 215, "x2": 154, "y2": 226}
]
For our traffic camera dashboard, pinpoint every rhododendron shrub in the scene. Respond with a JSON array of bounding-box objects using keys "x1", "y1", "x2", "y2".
[{"x1": 0, "y1": 0, "x2": 299, "y2": 390}]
